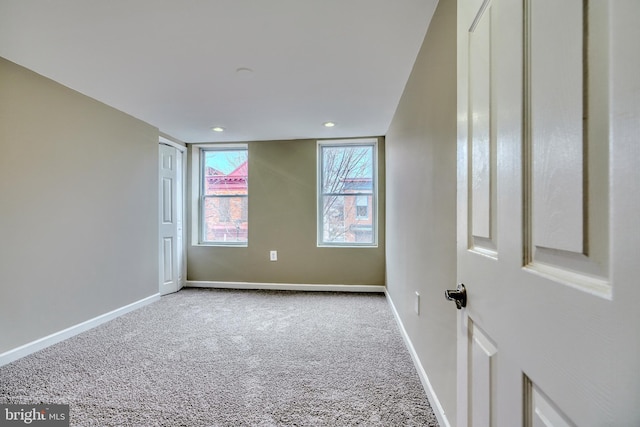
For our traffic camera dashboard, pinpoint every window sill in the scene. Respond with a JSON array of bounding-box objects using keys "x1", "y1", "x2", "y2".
[
  {"x1": 193, "y1": 242, "x2": 248, "y2": 248},
  {"x1": 317, "y1": 244, "x2": 378, "y2": 249}
]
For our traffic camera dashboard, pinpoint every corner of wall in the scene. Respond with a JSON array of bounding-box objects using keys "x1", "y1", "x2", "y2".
[{"x1": 384, "y1": 0, "x2": 458, "y2": 424}]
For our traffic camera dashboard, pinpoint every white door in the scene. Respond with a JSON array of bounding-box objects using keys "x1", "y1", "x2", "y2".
[
  {"x1": 159, "y1": 143, "x2": 184, "y2": 295},
  {"x1": 456, "y1": 0, "x2": 640, "y2": 426}
]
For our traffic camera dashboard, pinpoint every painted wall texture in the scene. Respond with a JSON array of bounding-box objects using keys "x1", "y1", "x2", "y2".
[
  {"x1": 187, "y1": 138, "x2": 386, "y2": 286},
  {"x1": 0, "y1": 57, "x2": 159, "y2": 354},
  {"x1": 385, "y1": 0, "x2": 458, "y2": 424}
]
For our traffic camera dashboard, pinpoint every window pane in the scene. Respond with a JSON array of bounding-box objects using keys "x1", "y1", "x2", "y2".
[
  {"x1": 200, "y1": 147, "x2": 248, "y2": 244},
  {"x1": 203, "y1": 196, "x2": 248, "y2": 243},
  {"x1": 322, "y1": 195, "x2": 374, "y2": 244},
  {"x1": 322, "y1": 146, "x2": 373, "y2": 194},
  {"x1": 204, "y1": 150, "x2": 248, "y2": 196},
  {"x1": 322, "y1": 195, "x2": 346, "y2": 242},
  {"x1": 319, "y1": 141, "x2": 376, "y2": 246}
]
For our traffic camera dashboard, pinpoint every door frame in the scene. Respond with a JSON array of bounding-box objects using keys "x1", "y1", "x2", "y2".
[{"x1": 159, "y1": 136, "x2": 187, "y2": 294}]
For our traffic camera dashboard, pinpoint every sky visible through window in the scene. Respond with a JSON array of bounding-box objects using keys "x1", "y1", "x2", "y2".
[{"x1": 205, "y1": 150, "x2": 246, "y2": 174}]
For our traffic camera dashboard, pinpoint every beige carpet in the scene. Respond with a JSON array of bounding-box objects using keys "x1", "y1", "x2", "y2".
[{"x1": 0, "y1": 288, "x2": 438, "y2": 426}]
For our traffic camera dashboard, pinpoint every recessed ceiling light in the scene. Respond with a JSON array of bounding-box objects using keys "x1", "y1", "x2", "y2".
[
  {"x1": 236, "y1": 67, "x2": 253, "y2": 75},
  {"x1": 323, "y1": 122, "x2": 336, "y2": 128},
  {"x1": 212, "y1": 127, "x2": 225, "y2": 132}
]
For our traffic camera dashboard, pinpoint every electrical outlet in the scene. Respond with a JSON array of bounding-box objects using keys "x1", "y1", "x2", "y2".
[
  {"x1": 414, "y1": 291, "x2": 420, "y2": 315},
  {"x1": 270, "y1": 250, "x2": 278, "y2": 261}
]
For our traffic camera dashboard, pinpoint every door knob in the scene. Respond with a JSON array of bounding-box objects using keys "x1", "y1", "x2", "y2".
[{"x1": 445, "y1": 284, "x2": 467, "y2": 309}]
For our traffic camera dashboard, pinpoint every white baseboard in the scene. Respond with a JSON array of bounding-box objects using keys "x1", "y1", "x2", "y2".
[
  {"x1": 186, "y1": 280, "x2": 385, "y2": 293},
  {"x1": 386, "y1": 291, "x2": 451, "y2": 427},
  {"x1": 0, "y1": 293, "x2": 160, "y2": 367}
]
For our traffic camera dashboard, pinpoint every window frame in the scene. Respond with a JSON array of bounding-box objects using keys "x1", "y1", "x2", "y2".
[
  {"x1": 317, "y1": 138, "x2": 378, "y2": 248},
  {"x1": 191, "y1": 143, "x2": 249, "y2": 247}
]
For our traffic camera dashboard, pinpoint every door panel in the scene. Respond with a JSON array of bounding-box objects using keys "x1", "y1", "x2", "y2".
[
  {"x1": 525, "y1": 378, "x2": 575, "y2": 427},
  {"x1": 469, "y1": 320, "x2": 497, "y2": 427},
  {"x1": 529, "y1": 0, "x2": 584, "y2": 254},
  {"x1": 162, "y1": 177, "x2": 173, "y2": 223},
  {"x1": 468, "y1": 0, "x2": 497, "y2": 255},
  {"x1": 526, "y1": 0, "x2": 610, "y2": 295},
  {"x1": 470, "y1": 4, "x2": 492, "y2": 241},
  {"x1": 163, "y1": 237, "x2": 173, "y2": 284},
  {"x1": 457, "y1": 0, "x2": 640, "y2": 426}
]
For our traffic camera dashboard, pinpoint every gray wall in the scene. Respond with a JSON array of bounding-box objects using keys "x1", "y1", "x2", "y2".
[
  {"x1": 385, "y1": 0, "x2": 458, "y2": 424},
  {"x1": 187, "y1": 138, "x2": 385, "y2": 286},
  {"x1": 0, "y1": 57, "x2": 159, "y2": 354}
]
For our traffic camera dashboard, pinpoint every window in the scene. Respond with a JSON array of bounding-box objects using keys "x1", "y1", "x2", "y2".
[
  {"x1": 199, "y1": 147, "x2": 248, "y2": 245},
  {"x1": 318, "y1": 139, "x2": 377, "y2": 246}
]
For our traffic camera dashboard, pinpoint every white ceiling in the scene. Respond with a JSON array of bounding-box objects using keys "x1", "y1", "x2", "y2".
[{"x1": 0, "y1": 0, "x2": 438, "y2": 143}]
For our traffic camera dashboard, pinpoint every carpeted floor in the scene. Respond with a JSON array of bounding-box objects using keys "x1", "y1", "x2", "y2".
[{"x1": 0, "y1": 288, "x2": 438, "y2": 426}]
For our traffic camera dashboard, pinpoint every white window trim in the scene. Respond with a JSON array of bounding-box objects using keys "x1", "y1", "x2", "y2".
[
  {"x1": 190, "y1": 143, "x2": 248, "y2": 247},
  {"x1": 316, "y1": 138, "x2": 378, "y2": 248}
]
